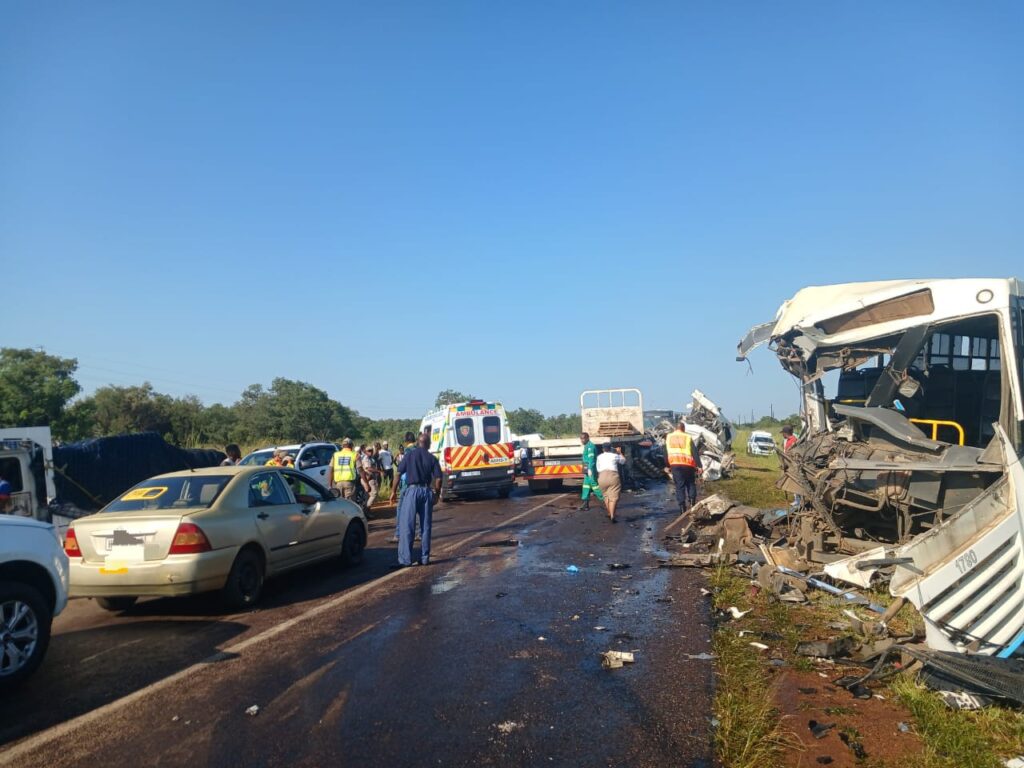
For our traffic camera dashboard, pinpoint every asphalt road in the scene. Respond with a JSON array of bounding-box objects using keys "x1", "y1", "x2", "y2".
[{"x1": 0, "y1": 484, "x2": 714, "y2": 768}]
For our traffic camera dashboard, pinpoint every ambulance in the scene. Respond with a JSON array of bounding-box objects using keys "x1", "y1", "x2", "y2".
[{"x1": 419, "y1": 400, "x2": 516, "y2": 500}]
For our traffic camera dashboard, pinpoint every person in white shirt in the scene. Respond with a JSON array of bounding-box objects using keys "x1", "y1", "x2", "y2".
[
  {"x1": 377, "y1": 442, "x2": 394, "y2": 485},
  {"x1": 221, "y1": 444, "x2": 242, "y2": 466},
  {"x1": 595, "y1": 442, "x2": 626, "y2": 523}
]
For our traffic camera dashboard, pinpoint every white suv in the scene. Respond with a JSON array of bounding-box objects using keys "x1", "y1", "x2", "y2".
[
  {"x1": 239, "y1": 442, "x2": 341, "y2": 485},
  {"x1": 0, "y1": 516, "x2": 69, "y2": 689},
  {"x1": 746, "y1": 431, "x2": 777, "y2": 456}
]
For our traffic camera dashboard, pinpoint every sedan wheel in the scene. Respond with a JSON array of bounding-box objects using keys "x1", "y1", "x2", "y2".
[
  {"x1": 96, "y1": 596, "x2": 138, "y2": 612},
  {"x1": 0, "y1": 583, "x2": 52, "y2": 690},
  {"x1": 222, "y1": 549, "x2": 265, "y2": 609},
  {"x1": 340, "y1": 521, "x2": 366, "y2": 567}
]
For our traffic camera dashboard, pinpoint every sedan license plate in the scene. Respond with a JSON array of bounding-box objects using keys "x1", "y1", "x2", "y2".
[
  {"x1": 461, "y1": 470, "x2": 481, "y2": 477},
  {"x1": 103, "y1": 542, "x2": 145, "y2": 574}
]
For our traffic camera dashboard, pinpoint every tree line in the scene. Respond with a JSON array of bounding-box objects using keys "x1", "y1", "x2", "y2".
[{"x1": 0, "y1": 349, "x2": 580, "y2": 449}]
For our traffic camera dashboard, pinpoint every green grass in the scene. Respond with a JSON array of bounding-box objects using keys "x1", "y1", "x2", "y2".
[
  {"x1": 710, "y1": 429, "x2": 791, "y2": 508},
  {"x1": 891, "y1": 676, "x2": 1024, "y2": 768},
  {"x1": 709, "y1": 565, "x2": 798, "y2": 768}
]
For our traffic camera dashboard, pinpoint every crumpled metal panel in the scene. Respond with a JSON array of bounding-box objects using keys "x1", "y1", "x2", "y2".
[{"x1": 890, "y1": 427, "x2": 1024, "y2": 655}]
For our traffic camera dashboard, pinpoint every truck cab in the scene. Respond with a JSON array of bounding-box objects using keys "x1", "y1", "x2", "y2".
[{"x1": 0, "y1": 427, "x2": 56, "y2": 523}]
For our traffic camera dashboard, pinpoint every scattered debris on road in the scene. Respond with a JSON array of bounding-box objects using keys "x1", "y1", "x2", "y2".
[
  {"x1": 245, "y1": 705, "x2": 260, "y2": 717},
  {"x1": 601, "y1": 650, "x2": 636, "y2": 669}
]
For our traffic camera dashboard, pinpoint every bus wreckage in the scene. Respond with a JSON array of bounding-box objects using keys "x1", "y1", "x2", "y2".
[{"x1": 737, "y1": 278, "x2": 1024, "y2": 659}]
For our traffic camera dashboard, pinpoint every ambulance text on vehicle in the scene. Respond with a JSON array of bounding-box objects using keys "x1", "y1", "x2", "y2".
[{"x1": 419, "y1": 400, "x2": 515, "y2": 500}]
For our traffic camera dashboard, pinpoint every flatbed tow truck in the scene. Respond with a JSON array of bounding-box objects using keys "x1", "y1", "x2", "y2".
[{"x1": 525, "y1": 388, "x2": 654, "y2": 492}]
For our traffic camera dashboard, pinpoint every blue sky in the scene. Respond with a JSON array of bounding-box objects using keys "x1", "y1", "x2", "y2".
[{"x1": 3, "y1": 2, "x2": 1022, "y2": 421}]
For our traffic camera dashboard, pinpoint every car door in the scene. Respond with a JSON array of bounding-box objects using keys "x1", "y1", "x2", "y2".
[
  {"x1": 297, "y1": 445, "x2": 334, "y2": 484},
  {"x1": 281, "y1": 470, "x2": 346, "y2": 561},
  {"x1": 248, "y1": 471, "x2": 307, "y2": 571}
]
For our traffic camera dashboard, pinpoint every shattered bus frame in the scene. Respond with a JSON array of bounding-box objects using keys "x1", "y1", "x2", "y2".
[{"x1": 739, "y1": 278, "x2": 1024, "y2": 657}]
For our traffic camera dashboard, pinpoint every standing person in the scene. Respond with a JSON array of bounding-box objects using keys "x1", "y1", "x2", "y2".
[
  {"x1": 360, "y1": 445, "x2": 380, "y2": 511},
  {"x1": 664, "y1": 419, "x2": 702, "y2": 513},
  {"x1": 389, "y1": 431, "x2": 419, "y2": 542},
  {"x1": 329, "y1": 438, "x2": 360, "y2": 500},
  {"x1": 596, "y1": 442, "x2": 625, "y2": 523},
  {"x1": 221, "y1": 444, "x2": 242, "y2": 466},
  {"x1": 781, "y1": 425, "x2": 798, "y2": 452},
  {"x1": 378, "y1": 441, "x2": 394, "y2": 486},
  {"x1": 780, "y1": 425, "x2": 801, "y2": 507},
  {"x1": 518, "y1": 442, "x2": 531, "y2": 476},
  {"x1": 615, "y1": 445, "x2": 634, "y2": 490},
  {"x1": 393, "y1": 433, "x2": 442, "y2": 567},
  {"x1": 578, "y1": 432, "x2": 604, "y2": 511},
  {"x1": 0, "y1": 471, "x2": 11, "y2": 513}
]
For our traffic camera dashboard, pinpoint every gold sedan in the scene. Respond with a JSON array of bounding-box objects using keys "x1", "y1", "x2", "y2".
[{"x1": 65, "y1": 465, "x2": 367, "y2": 611}]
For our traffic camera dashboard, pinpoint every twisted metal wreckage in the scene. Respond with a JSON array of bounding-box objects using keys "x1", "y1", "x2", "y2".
[
  {"x1": 676, "y1": 280, "x2": 1024, "y2": 684},
  {"x1": 647, "y1": 390, "x2": 736, "y2": 482}
]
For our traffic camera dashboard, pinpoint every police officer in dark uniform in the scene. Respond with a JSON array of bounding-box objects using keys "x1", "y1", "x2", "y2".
[{"x1": 394, "y1": 433, "x2": 443, "y2": 567}]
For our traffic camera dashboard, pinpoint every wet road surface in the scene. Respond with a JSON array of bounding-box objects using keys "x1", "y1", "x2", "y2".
[{"x1": 0, "y1": 485, "x2": 714, "y2": 767}]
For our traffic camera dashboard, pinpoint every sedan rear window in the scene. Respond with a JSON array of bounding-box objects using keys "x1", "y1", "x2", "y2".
[{"x1": 105, "y1": 476, "x2": 232, "y2": 512}]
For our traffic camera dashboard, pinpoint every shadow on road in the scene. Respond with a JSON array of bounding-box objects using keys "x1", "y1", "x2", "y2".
[{"x1": 0, "y1": 546, "x2": 410, "y2": 749}]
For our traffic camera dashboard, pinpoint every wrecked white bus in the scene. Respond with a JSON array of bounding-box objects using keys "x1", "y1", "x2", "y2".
[{"x1": 739, "y1": 278, "x2": 1024, "y2": 657}]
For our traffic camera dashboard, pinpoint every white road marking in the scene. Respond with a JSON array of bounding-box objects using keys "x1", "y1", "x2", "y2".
[
  {"x1": 79, "y1": 638, "x2": 144, "y2": 665},
  {"x1": 0, "y1": 494, "x2": 564, "y2": 765}
]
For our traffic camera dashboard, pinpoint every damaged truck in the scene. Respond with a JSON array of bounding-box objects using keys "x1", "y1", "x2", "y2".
[{"x1": 739, "y1": 278, "x2": 1024, "y2": 658}]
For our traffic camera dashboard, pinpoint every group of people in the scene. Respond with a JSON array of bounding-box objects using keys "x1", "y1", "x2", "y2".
[
  {"x1": 325, "y1": 430, "x2": 440, "y2": 568},
  {"x1": 220, "y1": 441, "x2": 399, "y2": 513},
  {"x1": 324, "y1": 439, "x2": 397, "y2": 511},
  {"x1": 577, "y1": 432, "x2": 630, "y2": 523},
  {"x1": 578, "y1": 419, "x2": 705, "y2": 521}
]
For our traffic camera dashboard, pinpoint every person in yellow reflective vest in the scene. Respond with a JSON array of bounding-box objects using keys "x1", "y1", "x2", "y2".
[
  {"x1": 265, "y1": 449, "x2": 294, "y2": 468},
  {"x1": 329, "y1": 437, "x2": 360, "y2": 500},
  {"x1": 664, "y1": 419, "x2": 702, "y2": 513}
]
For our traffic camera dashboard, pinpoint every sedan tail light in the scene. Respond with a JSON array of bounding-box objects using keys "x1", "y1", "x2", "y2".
[
  {"x1": 168, "y1": 523, "x2": 212, "y2": 555},
  {"x1": 64, "y1": 527, "x2": 82, "y2": 557}
]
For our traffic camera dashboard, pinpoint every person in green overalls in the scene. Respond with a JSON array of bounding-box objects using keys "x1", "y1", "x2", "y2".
[{"x1": 579, "y1": 432, "x2": 605, "y2": 510}]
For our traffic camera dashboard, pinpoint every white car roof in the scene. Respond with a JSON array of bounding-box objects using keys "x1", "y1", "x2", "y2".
[{"x1": 249, "y1": 442, "x2": 334, "y2": 453}]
